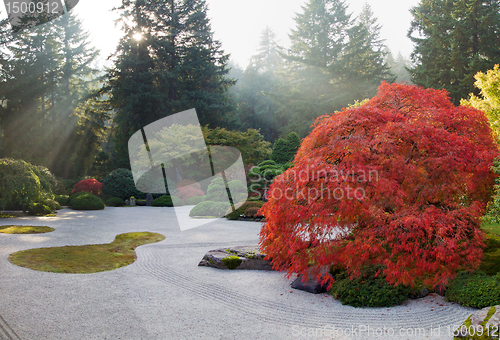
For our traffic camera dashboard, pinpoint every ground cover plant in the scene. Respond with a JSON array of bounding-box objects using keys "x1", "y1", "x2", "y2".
[
  {"x1": 0, "y1": 225, "x2": 54, "y2": 234},
  {"x1": 8, "y1": 232, "x2": 165, "y2": 273},
  {"x1": 259, "y1": 82, "x2": 499, "y2": 289}
]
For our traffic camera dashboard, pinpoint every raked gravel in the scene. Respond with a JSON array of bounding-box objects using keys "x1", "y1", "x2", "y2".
[{"x1": 0, "y1": 207, "x2": 476, "y2": 340}]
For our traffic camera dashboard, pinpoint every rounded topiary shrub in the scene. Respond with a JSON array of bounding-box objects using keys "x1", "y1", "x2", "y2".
[
  {"x1": 225, "y1": 201, "x2": 264, "y2": 220},
  {"x1": 184, "y1": 196, "x2": 204, "y2": 205},
  {"x1": 330, "y1": 267, "x2": 412, "y2": 307},
  {"x1": 189, "y1": 201, "x2": 230, "y2": 217},
  {"x1": 28, "y1": 203, "x2": 52, "y2": 216},
  {"x1": 152, "y1": 195, "x2": 183, "y2": 207},
  {"x1": 106, "y1": 197, "x2": 125, "y2": 207},
  {"x1": 102, "y1": 169, "x2": 142, "y2": 200},
  {"x1": 69, "y1": 192, "x2": 105, "y2": 210},
  {"x1": 445, "y1": 271, "x2": 500, "y2": 308},
  {"x1": 54, "y1": 195, "x2": 69, "y2": 206},
  {"x1": 0, "y1": 158, "x2": 56, "y2": 210},
  {"x1": 206, "y1": 177, "x2": 227, "y2": 202}
]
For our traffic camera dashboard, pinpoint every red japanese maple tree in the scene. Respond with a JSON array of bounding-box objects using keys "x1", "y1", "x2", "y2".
[
  {"x1": 259, "y1": 82, "x2": 499, "y2": 288},
  {"x1": 71, "y1": 179, "x2": 103, "y2": 196}
]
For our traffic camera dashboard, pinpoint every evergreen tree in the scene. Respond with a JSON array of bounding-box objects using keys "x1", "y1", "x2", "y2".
[
  {"x1": 0, "y1": 12, "x2": 104, "y2": 177},
  {"x1": 408, "y1": 0, "x2": 500, "y2": 104},
  {"x1": 108, "y1": 0, "x2": 234, "y2": 168},
  {"x1": 275, "y1": 0, "x2": 393, "y2": 137},
  {"x1": 237, "y1": 26, "x2": 284, "y2": 141},
  {"x1": 386, "y1": 49, "x2": 412, "y2": 84}
]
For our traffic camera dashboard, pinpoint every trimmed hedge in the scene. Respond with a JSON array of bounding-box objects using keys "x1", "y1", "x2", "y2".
[
  {"x1": 189, "y1": 201, "x2": 230, "y2": 217},
  {"x1": 225, "y1": 201, "x2": 264, "y2": 220},
  {"x1": 69, "y1": 192, "x2": 105, "y2": 210},
  {"x1": 106, "y1": 197, "x2": 125, "y2": 207},
  {"x1": 152, "y1": 195, "x2": 184, "y2": 207},
  {"x1": 445, "y1": 271, "x2": 500, "y2": 308}
]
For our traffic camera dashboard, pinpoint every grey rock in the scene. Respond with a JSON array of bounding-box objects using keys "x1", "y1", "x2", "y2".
[
  {"x1": 455, "y1": 305, "x2": 500, "y2": 338},
  {"x1": 291, "y1": 276, "x2": 328, "y2": 294},
  {"x1": 410, "y1": 288, "x2": 429, "y2": 299},
  {"x1": 198, "y1": 245, "x2": 274, "y2": 270}
]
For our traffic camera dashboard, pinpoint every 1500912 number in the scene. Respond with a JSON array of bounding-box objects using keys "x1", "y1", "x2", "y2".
[{"x1": 5, "y1": 1, "x2": 60, "y2": 15}]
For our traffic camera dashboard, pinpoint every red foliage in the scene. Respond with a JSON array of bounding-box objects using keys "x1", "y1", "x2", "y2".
[
  {"x1": 71, "y1": 179, "x2": 103, "y2": 196},
  {"x1": 176, "y1": 180, "x2": 204, "y2": 201},
  {"x1": 259, "y1": 82, "x2": 499, "y2": 289}
]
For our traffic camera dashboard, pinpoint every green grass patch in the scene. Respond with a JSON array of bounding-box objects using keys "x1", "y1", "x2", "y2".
[
  {"x1": 481, "y1": 221, "x2": 500, "y2": 235},
  {"x1": 0, "y1": 225, "x2": 54, "y2": 234},
  {"x1": 8, "y1": 232, "x2": 165, "y2": 273}
]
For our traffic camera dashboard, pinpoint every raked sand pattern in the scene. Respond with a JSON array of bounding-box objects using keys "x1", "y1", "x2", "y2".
[{"x1": 0, "y1": 207, "x2": 477, "y2": 340}]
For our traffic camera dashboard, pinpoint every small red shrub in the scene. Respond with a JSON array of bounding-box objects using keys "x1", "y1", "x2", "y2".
[{"x1": 71, "y1": 179, "x2": 103, "y2": 196}]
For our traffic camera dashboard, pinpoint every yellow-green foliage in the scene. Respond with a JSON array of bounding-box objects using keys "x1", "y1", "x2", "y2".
[{"x1": 461, "y1": 64, "x2": 500, "y2": 140}]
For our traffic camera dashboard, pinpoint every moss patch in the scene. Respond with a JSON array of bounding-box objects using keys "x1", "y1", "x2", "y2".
[
  {"x1": 480, "y1": 233, "x2": 500, "y2": 275},
  {"x1": 221, "y1": 256, "x2": 242, "y2": 270},
  {"x1": 0, "y1": 225, "x2": 54, "y2": 234},
  {"x1": 8, "y1": 232, "x2": 165, "y2": 273}
]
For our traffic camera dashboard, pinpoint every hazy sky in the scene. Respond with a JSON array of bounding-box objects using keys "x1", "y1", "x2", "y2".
[{"x1": 2, "y1": 0, "x2": 421, "y2": 68}]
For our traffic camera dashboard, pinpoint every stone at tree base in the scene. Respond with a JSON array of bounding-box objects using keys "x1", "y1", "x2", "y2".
[
  {"x1": 454, "y1": 305, "x2": 500, "y2": 339},
  {"x1": 291, "y1": 276, "x2": 328, "y2": 294},
  {"x1": 198, "y1": 246, "x2": 274, "y2": 270}
]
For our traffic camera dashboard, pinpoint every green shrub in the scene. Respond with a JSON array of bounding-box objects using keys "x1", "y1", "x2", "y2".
[
  {"x1": 102, "y1": 169, "x2": 143, "y2": 200},
  {"x1": 248, "y1": 160, "x2": 284, "y2": 192},
  {"x1": 330, "y1": 266, "x2": 412, "y2": 307},
  {"x1": 152, "y1": 195, "x2": 172, "y2": 207},
  {"x1": 206, "y1": 177, "x2": 227, "y2": 202},
  {"x1": 42, "y1": 199, "x2": 61, "y2": 211},
  {"x1": 135, "y1": 199, "x2": 146, "y2": 206},
  {"x1": 67, "y1": 191, "x2": 87, "y2": 207},
  {"x1": 151, "y1": 195, "x2": 183, "y2": 207},
  {"x1": 0, "y1": 158, "x2": 56, "y2": 210},
  {"x1": 189, "y1": 201, "x2": 230, "y2": 217},
  {"x1": 54, "y1": 195, "x2": 69, "y2": 206},
  {"x1": 225, "y1": 201, "x2": 264, "y2": 220},
  {"x1": 184, "y1": 196, "x2": 204, "y2": 205},
  {"x1": 106, "y1": 197, "x2": 125, "y2": 207},
  {"x1": 445, "y1": 271, "x2": 500, "y2": 308},
  {"x1": 28, "y1": 203, "x2": 52, "y2": 216},
  {"x1": 69, "y1": 192, "x2": 105, "y2": 210},
  {"x1": 172, "y1": 196, "x2": 184, "y2": 206}
]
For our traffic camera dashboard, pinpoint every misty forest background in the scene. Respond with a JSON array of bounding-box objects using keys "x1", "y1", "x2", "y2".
[{"x1": 0, "y1": 0, "x2": 499, "y2": 182}]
